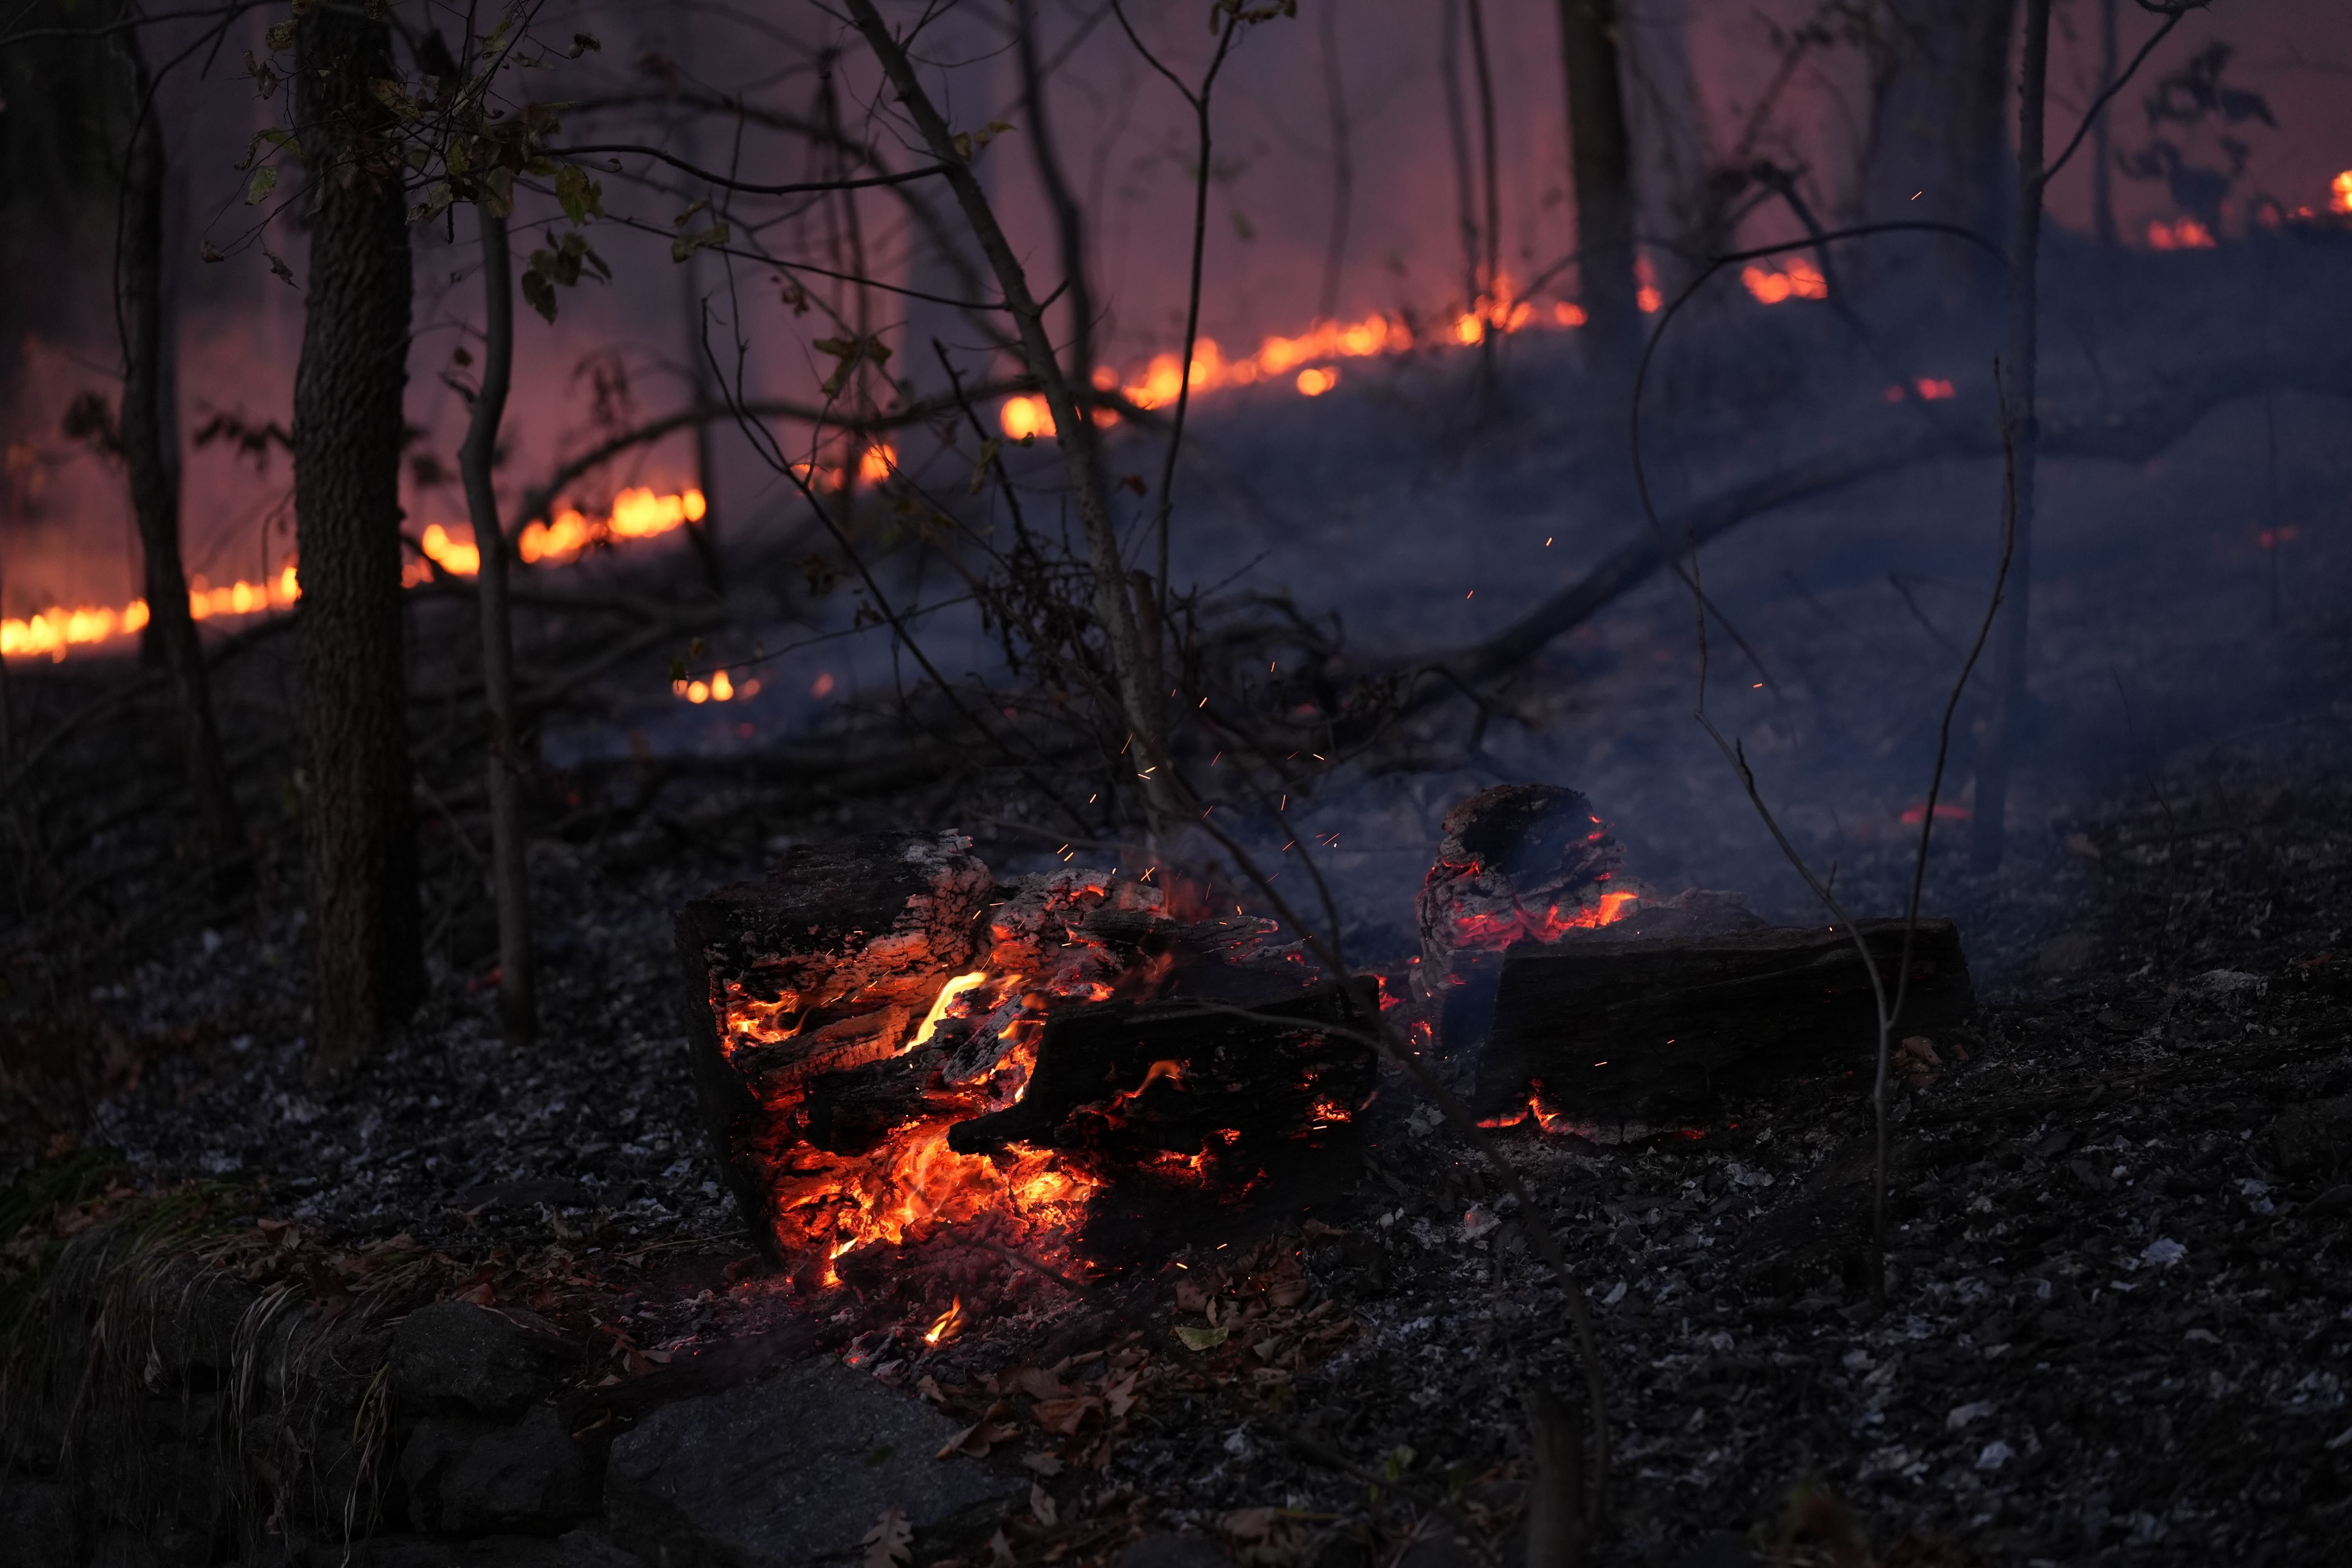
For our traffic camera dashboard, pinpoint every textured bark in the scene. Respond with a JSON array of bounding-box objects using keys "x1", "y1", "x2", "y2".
[
  {"x1": 118, "y1": 35, "x2": 243, "y2": 889},
  {"x1": 292, "y1": 7, "x2": 420, "y2": 1073},
  {"x1": 1971, "y1": 0, "x2": 2050, "y2": 871},
  {"x1": 462, "y1": 205, "x2": 535, "y2": 1047},
  {"x1": 1557, "y1": 0, "x2": 1641, "y2": 373}
]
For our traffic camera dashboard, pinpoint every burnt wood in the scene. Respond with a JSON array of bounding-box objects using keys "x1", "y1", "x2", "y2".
[
  {"x1": 1475, "y1": 918, "x2": 1975, "y2": 1119},
  {"x1": 947, "y1": 968, "x2": 1379, "y2": 1160},
  {"x1": 673, "y1": 834, "x2": 992, "y2": 1258}
]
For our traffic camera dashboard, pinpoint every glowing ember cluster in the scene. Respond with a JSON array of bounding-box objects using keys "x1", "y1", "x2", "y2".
[{"x1": 710, "y1": 865, "x2": 1170, "y2": 1276}]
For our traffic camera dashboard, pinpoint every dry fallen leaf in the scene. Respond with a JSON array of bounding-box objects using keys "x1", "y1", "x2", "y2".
[
  {"x1": 1029, "y1": 1483, "x2": 1058, "y2": 1527},
  {"x1": 1004, "y1": 1366, "x2": 1071, "y2": 1401},
  {"x1": 1175, "y1": 1325, "x2": 1229, "y2": 1352},
  {"x1": 860, "y1": 1503, "x2": 912, "y2": 1568},
  {"x1": 1022, "y1": 1450, "x2": 1064, "y2": 1475},
  {"x1": 1031, "y1": 1394, "x2": 1103, "y2": 1435}
]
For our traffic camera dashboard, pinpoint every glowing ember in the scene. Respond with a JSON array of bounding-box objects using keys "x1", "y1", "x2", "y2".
[
  {"x1": 1741, "y1": 256, "x2": 1829, "y2": 305},
  {"x1": 2146, "y1": 218, "x2": 2216, "y2": 250},
  {"x1": 2331, "y1": 170, "x2": 2352, "y2": 216},
  {"x1": 672, "y1": 669, "x2": 761, "y2": 704},
  {"x1": 924, "y1": 1296, "x2": 965, "y2": 1345}
]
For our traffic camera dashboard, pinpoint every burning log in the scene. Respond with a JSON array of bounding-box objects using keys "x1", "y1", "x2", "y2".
[
  {"x1": 1472, "y1": 918, "x2": 1976, "y2": 1123},
  {"x1": 1415, "y1": 783, "x2": 1634, "y2": 974},
  {"x1": 674, "y1": 833, "x2": 993, "y2": 1251},
  {"x1": 676, "y1": 840, "x2": 1377, "y2": 1272}
]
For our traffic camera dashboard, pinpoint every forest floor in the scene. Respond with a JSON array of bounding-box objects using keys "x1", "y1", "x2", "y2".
[{"x1": 3, "y1": 713, "x2": 2348, "y2": 1568}]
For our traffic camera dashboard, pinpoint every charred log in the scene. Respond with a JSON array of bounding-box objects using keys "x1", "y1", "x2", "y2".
[
  {"x1": 1474, "y1": 918, "x2": 1975, "y2": 1120},
  {"x1": 673, "y1": 833, "x2": 992, "y2": 1251},
  {"x1": 946, "y1": 967, "x2": 1378, "y2": 1161}
]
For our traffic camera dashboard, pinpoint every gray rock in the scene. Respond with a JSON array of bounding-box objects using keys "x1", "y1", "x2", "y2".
[
  {"x1": 399, "y1": 1406, "x2": 600, "y2": 1537},
  {"x1": 303, "y1": 1540, "x2": 462, "y2": 1568},
  {"x1": 604, "y1": 1356, "x2": 1024, "y2": 1567},
  {"x1": 1673, "y1": 1531, "x2": 1759, "y2": 1568},
  {"x1": 554, "y1": 1526, "x2": 647, "y2": 1568},
  {"x1": 392, "y1": 1303, "x2": 575, "y2": 1418},
  {"x1": 1118, "y1": 1535, "x2": 1237, "y2": 1568},
  {"x1": 303, "y1": 1537, "x2": 571, "y2": 1568},
  {"x1": 0, "y1": 1477, "x2": 78, "y2": 1568}
]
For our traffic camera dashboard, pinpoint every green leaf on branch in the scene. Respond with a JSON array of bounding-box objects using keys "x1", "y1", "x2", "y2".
[{"x1": 245, "y1": 166, "x2": 278, "y2": 205}]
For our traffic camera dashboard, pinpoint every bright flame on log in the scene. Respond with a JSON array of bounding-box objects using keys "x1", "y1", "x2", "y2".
[
  {"x1": 909, "y1": 971, "x2": 990, "y2": 1049},
  {"x1": 2334, "y1": 171, "x2": 2352, "y2": 215}
]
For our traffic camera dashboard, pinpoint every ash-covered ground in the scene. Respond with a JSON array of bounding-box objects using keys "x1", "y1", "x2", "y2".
[{"x1": 40, "y1": 720, "x2": 2350, "y2": 1566}]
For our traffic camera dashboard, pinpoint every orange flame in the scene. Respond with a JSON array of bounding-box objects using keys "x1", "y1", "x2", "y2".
[
  {"x1": 909, "y1": 971, "x2": 990, "y2": 1049},
  {"x1": 1740, "y1": 256, "x2": 1829, "y2": 305},
  {"x1": 2333, "y1": 171, "x2": 2352, "y2": 216},
  {"x1": 923, "y1": 1296, "x2": 965, "y2": 1346},
  {"x1": 999, "y1": 280, "x2": 1584, "y2": 439},
  {"x1": 2146, "y1": 218, "x2": 2216, "y2": 250}
]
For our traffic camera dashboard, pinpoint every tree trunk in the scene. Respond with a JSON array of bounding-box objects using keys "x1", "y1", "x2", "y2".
[
  {"x1": 1858, "y1": 0, "x2": 2017, "y2": 293},
  {"x1": 1014, "y1": 0, "x2": 1098, "y2": 399},
  {"x1": 1316, "y1": 0, "x2": 1352, "y2": 322},
  {"x1": 118, "y1": 33, "x2": 243, "y2": 893},
  {"x1": 463, "y1": 204, "x2": 536, "y2": 1048},
  {"x1": 1971, "y1": 0, "x2": 2050, "y2": 872},
  {"x1": 1557, "y1": 0, "x2": 1642, "y2": 375},
  {"x1": 2092, "y1": 0, "x2": 2119, "y2": 251},
  {"x1": 292, "y1": 5, "x2": 421, "y2": 1075}
]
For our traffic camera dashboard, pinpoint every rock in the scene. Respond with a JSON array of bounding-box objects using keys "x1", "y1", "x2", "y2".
[
  {"x1": 305, "y1": 1538, "x2": 570, "y2": 1568},
  {"x1": 399, "y1": 1405, "x2": 600, "y2": 1536},
  {"x1": 392, "y1": 1302, "x2": 575, "y2": 1417},
  {"x1": 554, "y1": 1526, "x2": 648, "y2": 1567},
  {"x1": 0, "y1": 1477, "x2": 79, "y2": 1568},
  {"x1": 1673, "y1": 1531, "x2": 1759, "y2": 1567},
  {"x1": 305, "y1": 1539, "x2": 462, "y2": 1568},
  {"x1": 604, "y1": 1356, "x2": 1024, "y2": 1567},
  {"x1": 1118, "y1": 1535, "x2": 1238, "y2": 1568},
  {"x1": 89, "y1": 1530, "x2": 162, "y2": 1568}
]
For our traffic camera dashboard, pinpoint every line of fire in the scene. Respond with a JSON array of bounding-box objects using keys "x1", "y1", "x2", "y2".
[{"x1": 4, "y1": 4, "x2": 2351, "y2": 1568}]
